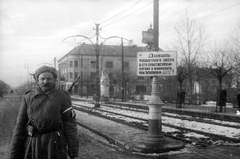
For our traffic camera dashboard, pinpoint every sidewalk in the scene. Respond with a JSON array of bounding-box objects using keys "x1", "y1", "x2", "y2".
[
  {"x1": 75, "y1": 105, "x2": 240, "y2": 159},
  {"x1": 71, "y1": 95, "x2": 240, "y2": 117}
]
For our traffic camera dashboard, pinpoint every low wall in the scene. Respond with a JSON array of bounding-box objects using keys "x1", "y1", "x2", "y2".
[{"x1": 205, "y1": 101, "x2": 233, "y2": 108}]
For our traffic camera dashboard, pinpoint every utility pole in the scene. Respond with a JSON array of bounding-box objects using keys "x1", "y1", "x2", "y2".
[
  {"x1": 121, "y1": 38, "x2": 125, "y2": 102},
  {"x1": 62, "y1": 24, "x2": 127, "y2": 107},
  {"x1": 145, "y1": 0, "x2": 164, "y2": 145},
  {"x1": 93, "y1": 23, "x2": 101, "y2": 107},
  {"x1": 136, "y1": 0, "x2": 184, "y2": 153},
  {"x1": 119, "y1": 38, "x2": 132, "y2": 102}
]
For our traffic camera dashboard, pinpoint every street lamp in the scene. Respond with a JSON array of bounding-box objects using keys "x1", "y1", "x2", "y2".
[
  {"x1": 63, "y1": 24, "x2": 120, "y2": 107},
  {"x1": 119, "y1": 37, "x2": 132, "y2": 102}
]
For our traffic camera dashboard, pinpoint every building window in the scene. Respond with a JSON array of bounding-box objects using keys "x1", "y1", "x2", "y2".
[
  {"x1": 74, "y1": 61, "x2": 78, "y2": 67},
  {"x1": 106, "y1": 61, "x2": 113, "y2": 68},
  {"x1": 74, "y1": 72, "x2": 78, "y2": 79},
  {"x1": 90, "y1": 72, "x2": 96, "y2": 79},
  {"x1": 124, "y1": 62, "x2": 129, "y2": 69},
  {"x1": 91, "y1": 61, "x2": 96, "y2": 68},
  {"x1": 70, "y1": 61, "x2": 73, "y2": 67},
  {"x1": 70, "y1": 72, "x2": 73, "y2": 79}
]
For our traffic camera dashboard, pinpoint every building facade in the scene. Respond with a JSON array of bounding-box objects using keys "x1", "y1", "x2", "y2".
[
  {"x1": 58, "y1": 43, "x2": 151, "y2": 99},
  {"x1": 58, "y1": 43, "x2": 237, "y2": 103}
]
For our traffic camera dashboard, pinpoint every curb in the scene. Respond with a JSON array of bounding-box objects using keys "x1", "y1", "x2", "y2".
[{"x1": 76, "y1": 121, "x2": 132, "y2": 152}]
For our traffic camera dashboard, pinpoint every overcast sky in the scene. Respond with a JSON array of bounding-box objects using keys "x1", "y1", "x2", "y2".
[{"x1": 0, "y1": 0, "x2": 240, "y2": 88}]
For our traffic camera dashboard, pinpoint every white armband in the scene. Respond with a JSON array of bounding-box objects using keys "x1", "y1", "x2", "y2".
[
  {"x1": 62, "y1": 107, "x2": 72, "y2": 114},
  {"x1": 62, "y1": 107, "x2": 76, "y2": 118}
]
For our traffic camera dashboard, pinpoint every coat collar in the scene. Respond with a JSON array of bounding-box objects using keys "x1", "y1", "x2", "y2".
[{"x1": 33, "y1": 85, "x2": 57, "y2": 98}]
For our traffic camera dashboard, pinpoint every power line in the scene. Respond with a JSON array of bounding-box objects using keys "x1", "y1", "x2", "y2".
[
  {"x1": 100, "y1": 0, "x2": 142, "y2": 25},
  {"x1": 159, "y1": 7, "x2": 192, "y2": 31},
  {"x1": 73, "y1": 0, "x2": 143, "y2": 45},
  {"x1": 159, "y1": 0, "x2": 225, "y2": 32},
  {"x1": 102, "y1": 1, "x2": 153, "y2": 29},
  {"x1": 159, "y1": 2, "x2": 240, "y2": 34},
  {"x1": 194, "y1": 0, "x2": 225, "y2": 14},
  {"x1": 196, "y1": 2, "x2": 240, "y2": 21},
  {"x1": 78, "y1": 28, "x2": 95, "y2": 44}
]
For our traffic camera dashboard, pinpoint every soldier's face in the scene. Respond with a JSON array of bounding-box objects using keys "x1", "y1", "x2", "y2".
[{"x1": 38, "y1": 72, "x2": 56, "y2": 92}]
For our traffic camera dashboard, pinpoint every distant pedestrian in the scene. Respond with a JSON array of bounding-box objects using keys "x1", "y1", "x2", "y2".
[
  {"x1": 9, "y1": 65, "x2": 79, "y2": 159},
  {"x1": 220, "y1": 89, "x2": 227, "y2": 112},
  {"x1": 220, "y1": 90, "x2": 227, "y2": 104},
  {"x1": 237, "y1": 90, "x2": 240, "y2": 110}
]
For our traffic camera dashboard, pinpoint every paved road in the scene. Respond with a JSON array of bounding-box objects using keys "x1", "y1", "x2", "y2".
[
  {"x1": 78, "y1": 125, "x2": 240, "y2": 159},
  {"x1": 76, "y1": 110, "x2": 240, "y2": 159}
]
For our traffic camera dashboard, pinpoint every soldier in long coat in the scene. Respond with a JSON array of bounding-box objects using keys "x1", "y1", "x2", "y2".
[{"x1": 9, "y1": 65, "x2": 79, "y2": 159}]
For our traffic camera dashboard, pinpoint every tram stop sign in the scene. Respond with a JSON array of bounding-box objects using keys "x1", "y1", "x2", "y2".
[{"x1": 137, "y1": 51, "x2": 177, "y2": 76}]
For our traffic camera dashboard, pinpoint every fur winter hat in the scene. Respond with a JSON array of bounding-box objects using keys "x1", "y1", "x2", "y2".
[{"x1": 34, "y1": 65, "x2": 58, "y2": 80}]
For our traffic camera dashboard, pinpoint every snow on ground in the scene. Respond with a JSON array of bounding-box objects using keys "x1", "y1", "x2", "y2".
[
  {"x1": 163, "y1": 112, "x2": 240, "y2": 127},
  {"x1": 72, "y1": 101, "x2": 240, "y2": 141}
]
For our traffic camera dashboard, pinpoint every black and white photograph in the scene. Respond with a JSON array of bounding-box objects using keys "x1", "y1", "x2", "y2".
[{"x1": 0, "y1": 0, "x2": 240, "y2": 159}]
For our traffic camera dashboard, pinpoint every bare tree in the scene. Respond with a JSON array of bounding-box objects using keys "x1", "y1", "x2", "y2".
[
  {"x1": 204, "y1": 44, "x2": 234, "y2": 112},
  {"x1": 206, "y1": 44, "x2": 233, "y2": 90},
  {"x1": 175, "y1": 60, "x2": 190, "y2": 107},
  {"x1": 229, "y1": 19, "x2": 240, "y2": 87},
  {"x1": 173, "y1": 11, "x2": 207, "y2": 104}
]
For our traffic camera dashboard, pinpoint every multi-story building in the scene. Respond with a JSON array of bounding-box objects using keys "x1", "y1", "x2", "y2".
[
  {"x1": 58, "y1": 43, "x2": 237, "y2": 103},
  {"x1": 57, "y1": 43, "x2": 151, "y2": 99}
]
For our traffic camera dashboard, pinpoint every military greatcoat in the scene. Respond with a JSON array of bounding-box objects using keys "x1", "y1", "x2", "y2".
[{"x1": 9, "y1": 86, "x2": 79, "y2": 159}]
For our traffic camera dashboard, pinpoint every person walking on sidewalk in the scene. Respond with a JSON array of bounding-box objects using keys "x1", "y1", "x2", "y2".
[
  {"x1": 9, "y1": 65, "x2": 79, "y2": 159},
  {"x1": 237, "y1": 90, "x2": 240, "y2": 110}
]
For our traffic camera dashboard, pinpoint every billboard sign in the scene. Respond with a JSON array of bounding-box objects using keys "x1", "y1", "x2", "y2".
[{"x1": 137, "y1": 51, "x2": 177, "y2": 76}]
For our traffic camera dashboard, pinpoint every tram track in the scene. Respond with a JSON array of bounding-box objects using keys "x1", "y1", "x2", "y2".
[
  {"x1": 72, "y1": 101, "x2": 240, "y2": 145},
  {"x1": 101, "y1": 103, "x2": 240, "y2": 129}
]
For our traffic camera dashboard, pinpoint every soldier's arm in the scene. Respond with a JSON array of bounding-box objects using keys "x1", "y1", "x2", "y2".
[
  {"x1": 61, "y1": 93, "x2": 79, "y2": 158},
  {"x1": 9, "y1": 97, "x2": 29, "y2": 159}
]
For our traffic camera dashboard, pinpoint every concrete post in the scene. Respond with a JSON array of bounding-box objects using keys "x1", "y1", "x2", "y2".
[{"x1": 145, "y1": 77, "x2": 164, "y2": 145}]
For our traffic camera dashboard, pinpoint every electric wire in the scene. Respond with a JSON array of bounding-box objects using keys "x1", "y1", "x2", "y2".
[
  {"x1": 159, "y1": 2, "x2": 240, "y2": 34},
  {"x1": 69, "y1": 1, "x2": 143, "y2": 45},
  {"x1": 159, "y1": 7, "x2": 192, "y2": 31},
  {"x1": 159, "y1": 0, "x2": 202, "y2": 28},
  {"x1": 101, "y1": 1, "x2": 153, "y2": 29},
  {"x1": 78, "y1": 28, "x2": 95, "y2": 44},
  {"x1": 160, "y1": 0, "x2": 231, "y2": 33},
  {"x1": 195, "y1": 0, "x2": 226, "y2": 13},
  {"x1": 100, "y1": 0, "x2": 142, "y2": 25},
  {"x1": 196, "y1": 2, "x2": 240, "y2": 21}
]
